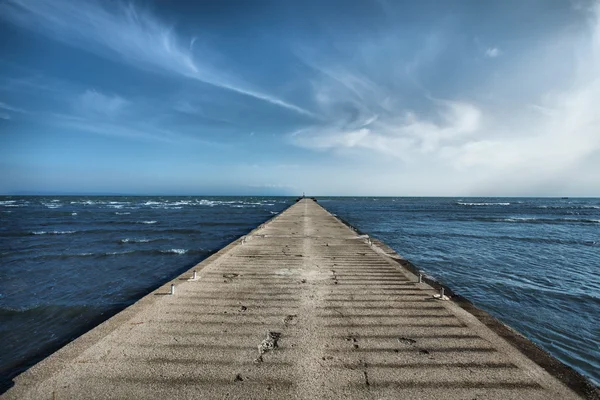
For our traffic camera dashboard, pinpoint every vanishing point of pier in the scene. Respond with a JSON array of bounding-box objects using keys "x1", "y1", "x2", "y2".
[{"x1": 4, "y1": 199, "x2": 595, "y2": 399}]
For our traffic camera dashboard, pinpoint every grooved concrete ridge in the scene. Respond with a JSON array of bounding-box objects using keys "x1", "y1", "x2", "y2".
[{"x1": 4, "y1": 199, "x2": 589, "y2": 399}]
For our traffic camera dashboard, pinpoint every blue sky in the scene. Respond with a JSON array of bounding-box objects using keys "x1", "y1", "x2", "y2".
[{"x1": 1, "y1": 0, "x2": 599, "y2": 196}]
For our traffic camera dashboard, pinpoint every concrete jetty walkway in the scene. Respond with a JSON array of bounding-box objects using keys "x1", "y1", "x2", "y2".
[{"x1": 4, "y1": 199, "x2": 593, "y2": 399}]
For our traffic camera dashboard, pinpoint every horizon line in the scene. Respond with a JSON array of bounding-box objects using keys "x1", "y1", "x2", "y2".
[{"x1": 0, "y1": 193, "x2": 596, "y2": 198}]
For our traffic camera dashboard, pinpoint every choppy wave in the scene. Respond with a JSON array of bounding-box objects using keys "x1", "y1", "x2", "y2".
[
  {"x1": 503, "y1": 217, "x2": 599, "y2": 224},
  {"x1": 105, "y1": 250, "x2": 136, "y2": 256},
  {"x1": 457, "y1": 202, "x2": 511, "y2": 206},
  {"x1": 119, "y1": 238, "x2": 151, "y2": 244},
  {"x1": 0, "y1": 200, "x2": 27, "y2": 207},
  {"x1": 138, "y1": 199, "x2": 279, "y2": 208},
  {"x1": 406, "y1": 231, "x2": 600, "y2": 247},
  {"x1": 143, "y1": 201, "x2": 162, "y2": 206},
  {"x1": 457, "y1": 216, "x2": 600, "y2": 224},
  {"x1": 118, "y1": 237, "x2": 172, "y2": 244},
  {"x1": 27, "y1": 248, "x2": 200, "y2": 260},
  {"x1": 169, "y1": 201, "x2": 193, "y2": 206},
  {"x1": 72, "y1": 200, "x2": 97, "y2": 206},
  {"x1": 537, "y1": 205, "x2": 600, "y2": 209},
  {"x1": 31, "y1": 230, "x2": 76, "y2": 235},
  {"x1": 139, "y1": 220, "x2": 157, "y2": 224},
  {"x1": 161, "y1": 248, "x2": 187, "y2": 255},
  {"x1": 0, "y1": 304, "x2": 94, "y2": 317}
]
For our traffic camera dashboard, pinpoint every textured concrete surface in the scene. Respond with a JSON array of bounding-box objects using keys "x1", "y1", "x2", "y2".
[{"x1": 3, "y1": 199, "x2": 589, "y2": 399}]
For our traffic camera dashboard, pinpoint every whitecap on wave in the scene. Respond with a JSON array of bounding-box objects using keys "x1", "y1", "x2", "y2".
[
  {"x1": 196, "y1": 199, "x2": 218, "y2": 206},
  {"x1": 120, "y1": 238, "x2": 151, "y2": 243},
  {"x1": 161, "y1": 248, "x2": 187, "y2": 254},
  {"x1": 169, "y1": 201, "x2": 192, "y2": 206},
  {"x1": 457, "y1": 202, "x2": 510, "y2": 206},
  {"x1": 0, "y1": 200, "x2": 16, "y2": 205},
  {"x1": 32, "y1": 230, "x2": 76, "y2": 235},
  {"x1": 43, "y1": 203, "x2": 62, "y2": 209}
]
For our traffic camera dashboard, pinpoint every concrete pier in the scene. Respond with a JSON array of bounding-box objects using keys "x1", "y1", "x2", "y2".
[{"x1": 4, "y1": 199, "x2": 596, "y2": 399}]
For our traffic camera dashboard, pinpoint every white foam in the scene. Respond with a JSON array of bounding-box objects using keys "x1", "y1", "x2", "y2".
[
  {"x1": 504, "y1": 217, "x2": 536, "y2": 222},
  {"x1": 458, "y1": 202, "x2": 510, "y2": 206},
  {"x1": 32, "y1": 230, "x2": 75, "y2": 235},
  {"x1": 196, "y1": 199, "x2": 218, "y2": 206},
  {"x1": 115, "y1": 212, "x2": 131, "y2": 215},
  {"x1": 120, "y1": 238, "x2": 151, "y2": 243},
  {"x1": 139, "y1": 220, "x2": 157, "y2": 224},
  {"x1": 162, "y1": 248, "x2": 187, "y2": 254},
  {"x1": 169, "y1": 201, "x2": 192, "y2": 206}
]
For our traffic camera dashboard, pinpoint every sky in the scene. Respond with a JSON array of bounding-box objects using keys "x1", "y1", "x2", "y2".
[{"x1": 0, "y1": 0, "x2": 599, "y2": 196}]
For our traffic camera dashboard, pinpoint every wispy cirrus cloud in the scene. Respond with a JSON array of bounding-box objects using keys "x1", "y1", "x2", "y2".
[
  {"x1": 0, "y1": 101, "x2": 26, "y2": 120},
  {"x1": 0, "y1": 101, "x2": 26, "y2": 114},
  {"x1": 0, "y1": 0, "x2": 314, "y2": 117}
]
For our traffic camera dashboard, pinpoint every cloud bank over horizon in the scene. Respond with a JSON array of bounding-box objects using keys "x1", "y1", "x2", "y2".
[{"x1": 1, "y1": 0, "x2": 599, "y2": 196}]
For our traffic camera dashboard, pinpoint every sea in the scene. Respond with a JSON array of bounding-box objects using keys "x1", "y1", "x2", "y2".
[{"x1": 0, "y1": 196, "x2": 598, "y2": 391}]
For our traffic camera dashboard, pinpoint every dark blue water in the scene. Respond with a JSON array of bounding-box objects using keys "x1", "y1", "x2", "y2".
[
  {"x1": 0, "y1": 196, "x2": 293, "y2": 391},
  {"x1": 322, "y1": 197, "x2": 599, "y2": 386},
  {"x1": 1, "y1": 196, "x2": 598, "y2": 390}
]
